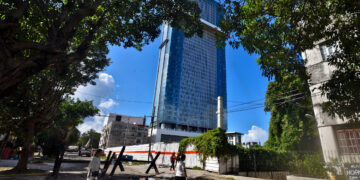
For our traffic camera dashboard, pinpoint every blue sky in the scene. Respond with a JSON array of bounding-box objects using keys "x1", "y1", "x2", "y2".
[{"x1": 74, "y1": 35, "x2": 271, "y2": 144}]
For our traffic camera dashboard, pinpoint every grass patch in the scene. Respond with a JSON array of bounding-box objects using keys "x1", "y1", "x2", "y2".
[
  {"x1": 0, "y1": 168, "x2": 47, "y2": 176},
  {"x1": 224, "y1": 178, "x2": 234, "y2": 180},
  {"x1": 31, "y1": 160, "x2": 45, "y2": 164},
  {"x1": 192, "y1": 166, "x2": 202, "y2": 170},
  {"x1": 123, "y1": 161, "x2": 148, "y2": 166},
  {"x1": 30, "y1": 157, "x2": 54, "y2": 164}
]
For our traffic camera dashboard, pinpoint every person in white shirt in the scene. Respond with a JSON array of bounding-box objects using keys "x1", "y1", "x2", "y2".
[
  {"x1": 175, "y1": 154, "x2": 187, "y2": 180},
  {"x1": 87, "y1": 149, "x2": 103, "y2": 180}
]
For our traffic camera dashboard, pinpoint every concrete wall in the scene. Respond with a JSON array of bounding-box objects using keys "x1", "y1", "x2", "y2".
[
  {"x1": 150, "y1": 128, "x2": 202, "y2": 143},
  {"x1": 302, "y1": 44, "x2": 360, "y2": 164},
  {"x1": 239, "y1": 171, "x2": 289, "y2": 180},
  {"x1": 104, "y1": 142, "x2": 238, "y2": 174},
  {"x1": 318, "y1": 126, "x2": 339, "y2": 162}
]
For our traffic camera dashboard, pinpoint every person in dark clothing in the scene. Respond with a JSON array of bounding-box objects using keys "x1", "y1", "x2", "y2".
[{"x1": 170, "y1": 152, "x2": 176, "y2": 171}]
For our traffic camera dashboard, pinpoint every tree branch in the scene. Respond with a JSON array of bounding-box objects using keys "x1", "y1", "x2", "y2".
[
  {"x1": 10, "y1": 42, "x2": 48, "y2": 52},
  {"x1": 0, "y1": 23, "x2": 19, "y2": 30}
]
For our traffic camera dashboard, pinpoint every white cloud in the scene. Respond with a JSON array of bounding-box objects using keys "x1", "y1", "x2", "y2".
[
  {"x1": 242, "y1": 126, "x2": 268, "y2": 145},
  {"x1": 73, "y1": 73, "x2": 115, "y2": 105},
  {"x1": 73, "y1": 73, "x2": 115, "y2": 134},
  {"x1": 99, "y1": 98, "x2": 117, "y2": 109},
  {"x1": 77, "y1": 110, "x2": 105, "y2": 134}
]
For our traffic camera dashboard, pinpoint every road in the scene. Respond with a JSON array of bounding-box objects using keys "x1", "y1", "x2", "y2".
[{"x1": 63, "y1": 151, "x2": 92, "y2": 162}]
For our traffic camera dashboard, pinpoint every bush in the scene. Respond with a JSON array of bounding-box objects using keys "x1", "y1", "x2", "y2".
[
  {"x1": 237, "y1": 146, "x2": 289, "y2": 171},
  {"x1": 289, "y1": 153, "x2": 327, "y2": 178},
  {"x1": 192, "y1": 166, "x2": 202, "y2": 170},
  {"x1": 179, "y1": 128, "x2": 236, "y2": 159}
]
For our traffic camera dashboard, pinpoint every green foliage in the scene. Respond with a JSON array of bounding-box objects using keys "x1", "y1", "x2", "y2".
[
  {"x1": 237, "y1": 146, "x2": 327, "y2": 178},
  {"x1": 289, "y1": 153, "x2": 328, "y2": 178},
  {"x1": 179, "y1": 128, "x2": 326, "y2": 179},
  {"x1": 179, "y1": 128, "x2": 235, "y2": 159},
  {"x1": 263, "y1": 74, "x2": 320, "y2": 152},
  {"x1": 192, "y1": 166, "x2": 202, "y2": 170},
  {"x1": 77, "y1": 129, "x2": 101, "y2": 149},
  {"x1": 0, "y1": 0, "x2": 203, "y2": 96},
  {"x1": 36, "y1": 98, "x2": 98, "y2": 156},
  {"x1": 237, "y1": 146, "x2": 289, "y2": 171},
  {"x1": 221, "y1": 0, "x2": 360, "y2": 121}
]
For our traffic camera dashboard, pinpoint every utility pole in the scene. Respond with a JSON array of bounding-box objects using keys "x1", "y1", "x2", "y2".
[
  {"x1": 216, "y1": 96, "x2": 224, "y2": 129},
  {"x1": 148, "y1": 108, "x2": 155, "y2": 161}
]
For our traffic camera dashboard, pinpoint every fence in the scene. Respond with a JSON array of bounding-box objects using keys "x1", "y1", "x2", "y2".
[
  {"x1": 236, "y1": 149, "x2": 360, "y2": 180},
  {"x1": 104, "y1": 142, "x2": 239, "y2": 174},
  {"x1": 105, "y1": 144, "x2": 359, "y2": 179}
]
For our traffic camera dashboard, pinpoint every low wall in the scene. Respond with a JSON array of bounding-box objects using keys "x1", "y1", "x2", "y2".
[
  {"x1": 286, "y1": 175, "x2": 327, "y2": 180},
  {"x1": 239, "y1": 171, "x2": 290, "y2": 180},
  {"x1": 104, "y1": 142, "x2": 238, "y2": 174}
]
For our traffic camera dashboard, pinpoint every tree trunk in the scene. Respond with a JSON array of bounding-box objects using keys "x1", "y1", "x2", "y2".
[
  {"x1": 13, "y1": 118, "x2": 35, "y2": 172},
  {"x1": 52, "y1": 149, "x2": 65, "y2": 179},
  {"x1": 0, "y1": 131, "x2": 10, "y2": 159},
  {"x1": 202, "y1": 154, "x2": 206, "y2": 170}
]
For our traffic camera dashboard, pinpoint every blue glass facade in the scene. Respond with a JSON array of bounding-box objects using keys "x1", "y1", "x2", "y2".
[{"x1": 152, "y1": 0, "x2": 227, "y2": 132}]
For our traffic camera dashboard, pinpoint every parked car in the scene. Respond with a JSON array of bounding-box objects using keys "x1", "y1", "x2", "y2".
[
  {"x1": 66, "y1": 146, "x2": 79, "y2": 152},
  {"x1": 78, "y1": 148, "x2": 91, "y2": 157}
]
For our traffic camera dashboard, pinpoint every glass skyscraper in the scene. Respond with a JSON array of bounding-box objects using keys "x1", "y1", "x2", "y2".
[{"x1": 151, "y1": 0, "x2": 227, "y2": 142}]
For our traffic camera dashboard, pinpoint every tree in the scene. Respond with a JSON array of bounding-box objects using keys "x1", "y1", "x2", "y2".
[
  {"x1": 0, "y1": 0, "x2": 203, "y2": 97},
  {"x1": 263, "y1": 73, "x2": 321, "y2": 152},
  {"x1": 221, "y1": 0, "x2": 360, "y2": 121},
  {"x1": 0, "y1": 41, "x2": 108, "y2": 171},
  {"x1": 77, "y1": 129, "x2": 101, "y2": 149},
  {"x1": 36, "y1": 98, "x2": 98, "y2": 178}
]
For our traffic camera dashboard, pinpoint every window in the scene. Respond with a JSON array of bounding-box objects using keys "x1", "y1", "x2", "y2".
[
  {"x1": 336, "y1": 129, "x2": 360, "y2": 155},
  {"x1": 116, "y1": 115, "x2": 122, "y2": 121},
  {"x1": 320, "y1": 44, "x2": 336, "y2": 60}
]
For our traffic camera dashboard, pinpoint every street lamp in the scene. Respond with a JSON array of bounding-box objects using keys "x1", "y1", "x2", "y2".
[
  {"x1": 305, "y1": 113, "x2": 323, "y2": 124},
  {"x1": 305, "y1": 114, "x2": 314, "y2": 119}
]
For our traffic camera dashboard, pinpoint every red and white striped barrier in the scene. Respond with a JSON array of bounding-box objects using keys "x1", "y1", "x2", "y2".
[{"x1": 104, "y1": 142, "x2": 239, "y2": 173}]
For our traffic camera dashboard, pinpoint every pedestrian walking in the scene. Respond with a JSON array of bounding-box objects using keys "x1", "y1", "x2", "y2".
[
  {"x1": 175, "y1": 154, "x2": 187, "y2": 180},
  {"x1": 170, "y1": 152, "x2": 176, "y2": 171},
  {"x1": 87, "y1": 149, "x2": 103, "y2": 180}
]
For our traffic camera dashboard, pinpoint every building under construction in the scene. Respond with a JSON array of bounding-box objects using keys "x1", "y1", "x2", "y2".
[{"x1": 99, "y1": 113, "x2": 150, "y2": 149}]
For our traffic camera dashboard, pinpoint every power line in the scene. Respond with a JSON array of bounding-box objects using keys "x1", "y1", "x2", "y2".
[
  {"x1": 90, "y1": 89, "x2": 322, "y2": 118},
  {"x1": 227, "y1": 92, "x2": 322, "y2": 113},
  {"x1": 75, "y1": 90, "x2": 153, "y2": 104},
  {"x1": 227, "y1": 89, "x2": 303, "y2": 108},
  {"x1": 227, "y1": 91, "x2": 306, "y2": 110}
]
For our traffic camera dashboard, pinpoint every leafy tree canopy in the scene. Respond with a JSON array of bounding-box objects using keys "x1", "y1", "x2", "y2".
[
  {"x1": 0, "y1": 27, "x2": 108, "y2": 171},
  {"x1": 36, "y1": 98, "x2": 99, "y2": 156},
  {"x1": 263, "y1": 74, "x2": 320, "y2": 152},
  {"x1": 221, "y1": 0, "x2": 360, "y2": 121},
  {"x1": 77, "y1": 129, "x2": 101, "y2": 149},
  {"x1": 0, "y1": 0, "x2": 203, "y2": 97}
]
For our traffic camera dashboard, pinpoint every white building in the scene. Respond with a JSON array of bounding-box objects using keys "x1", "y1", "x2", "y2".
[
  {"x1": 226, "y1": 132, "x2": 243, "y2": 146},
  {"x1": 302, "y1": 42, "x2": 360, "y2": 163},
  {"x1": 149, "y1": 127, "x2": 202, "y2": 143},
  {"x1": 99, "y1": 113, "x2": 149, "y2": 149}
]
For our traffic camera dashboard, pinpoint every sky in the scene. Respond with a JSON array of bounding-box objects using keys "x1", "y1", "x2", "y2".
[{"x1": 74, "y1": 35, "x2": 271, "y2": 145}]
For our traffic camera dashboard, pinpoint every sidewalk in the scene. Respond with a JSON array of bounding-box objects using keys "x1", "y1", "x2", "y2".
[
  {"x1": 105, "y1": 164, "x2": 267, "y2": 180},
  {"x1": 0, "y1": 160, "x2": 266, "y2": 180}
]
